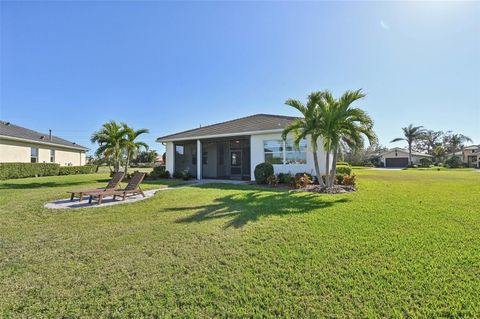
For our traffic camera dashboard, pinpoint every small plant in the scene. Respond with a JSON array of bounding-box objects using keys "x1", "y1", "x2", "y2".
[
  {"x1": 181, "y1": 169, "x2": 192, "y2": 180},
  {"x1": 335, "y1": 174, "x2": 345, "y2": 185},
  {"x1": 150, "y1": 166, "x2": 170, "y2": 179},
  {"x1": 342, "y1": 174, "x2": 357, "y2": 186},
  {"x1": 293, "y1": 173, "x2": 312, "y2": 189},
  {"x1": 266, "y1": 175, "x2": 279, "y2": 187},
  {"x1": 254, "y1": 163, "x2": 274, "y2": 184},
  {"x1": 277, "y1": 172, "x2": 293, "y2": 184}
]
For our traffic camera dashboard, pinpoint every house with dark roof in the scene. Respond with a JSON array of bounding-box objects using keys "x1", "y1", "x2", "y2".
[
  {"x1": 380, "y1": 147, "x2": 432, "y2": 168},
  {"x1": 156, "y1": 114, "x2": 331, "y2": 181},
  {"x1": 0, "y1": 120, "x2": 88, "y2": 166}
]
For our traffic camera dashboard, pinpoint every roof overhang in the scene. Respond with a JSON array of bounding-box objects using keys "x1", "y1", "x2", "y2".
[
  {"x1": 0, "y1": 135, "x2": 89, "y2": 151},
  {"x1": 156, "y1": 129, "x2": 284, "y2": 143}
]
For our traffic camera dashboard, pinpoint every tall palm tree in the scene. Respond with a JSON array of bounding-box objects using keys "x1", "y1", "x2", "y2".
[
  {"x1": 91, "y1": 121, "x2": 127, "y2": 173},
  {"x1": 320, "y1": 90, "x2": 377, "y2": 187},
  {"x1": 390, "y1": 124, "x2": 426, "y2": 165},
  {"x1": 282, "y1": 92, "x2": 327, "y2": 187},
  {"x1": 122, "y1": 124, "x2": 149, "y2": 176}
]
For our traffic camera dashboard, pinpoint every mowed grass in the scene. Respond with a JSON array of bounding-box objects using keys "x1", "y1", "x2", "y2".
[{"x1": 1, "y1": 170, "x2": 479, "y2": 318}]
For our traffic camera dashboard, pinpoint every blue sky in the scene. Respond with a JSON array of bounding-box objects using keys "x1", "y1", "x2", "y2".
[{"x1": 1, "y1": 1, "x2": 479, "y2": 155}]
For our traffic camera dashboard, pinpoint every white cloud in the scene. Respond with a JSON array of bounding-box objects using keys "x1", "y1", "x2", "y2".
[{"x1": 380, "y1": 20, "x2": 390, "y2": 31}]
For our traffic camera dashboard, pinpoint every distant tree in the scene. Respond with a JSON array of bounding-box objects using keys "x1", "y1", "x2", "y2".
[
  {"x1": 391, "y1": 124, "x2": 426, "y2": 165},
  {"x1": 443, "y1": 133, "x2": 473, "y2": 155},
  {"x1": 416, "y1": 130, "x2": 444, "y2": 154},
  {"x1": 132, "y1": 150, "x2": 158, "y2": 165},
  {"x1": 344, "y1": 144, "x2": 387, "y2": 167}
]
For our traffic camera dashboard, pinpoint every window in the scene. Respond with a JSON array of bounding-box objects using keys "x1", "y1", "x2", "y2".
[
  {"x1": 263, "y1": 139, "x2": 308, "y2": 165},
  {"x1": 202, "y1": 151, "x2": 208, "y2": 165},
  {"x1": 285, "y1": 139, "x2": 307, "y2": 164},
  {"x1": 264, "y1": 140, "x2": 284, "y2": 164},
  {"x1": 175, "y1": 145, "x2": 184, "y2": 155},
  {"x1": 50, "y1": 149, "x2": 55, "y2": 163},
  {"x1": 30, "y1": 147, "x2": 38, "y2": 163}
]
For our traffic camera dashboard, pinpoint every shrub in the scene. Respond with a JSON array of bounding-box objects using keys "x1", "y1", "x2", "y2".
[
  {"x1": 335, "y1": 174, "x2": 345, "y2": 185},
  {"x1": 150, "y1": 166, "x2": 170, "y2": 179},
  {"x1": 254, "y1": 163, "x2": 274, "y2": 184},
  {"x1": 419, "y1": 157, "x2": 433, "y2": 167},
  {"x1": 172, "y1": 170, "x2": 183, "y2": 179},
  {"x1": 336, "y1": 165, "x2": 352, "y2": 176},
  {"x1": 336, "y1": 161, "x2": 350, "y2": 167},
  {"x1": 181, "y1": 169, "x2": 193, "y2": 180},
  {"x1": 266, "y1": 175, "x2": 279, "y2": 187},
  {"x1": 342, "y1": 174, "x2": 357, "y2": 186},
  {"x1": 277, "y1": 172, "x2": 293, "y2": 184},
  {"x1": 58, "y1": 165, "x2": 96, "y2": 175},
  {"x1": 292, "y1": 173, "x2": 312, "y2": 189},
  {"x1": 445, "y1": 156, "x2": 463, "y2": 168},
  {"x1": 0, "y1": 163, "x2": 60, "y2": 180}
]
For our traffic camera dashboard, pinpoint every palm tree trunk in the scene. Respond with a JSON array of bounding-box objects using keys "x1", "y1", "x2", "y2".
[
  {"x1": 125, "y1": 153, "x2": 130, "y2": 176},
  {"x1": 312, "y1": 149, "x2": 325, "y2": 188},
  {"x1": 408, "y1": 143, "x2": 412, "y2": 165},
  {"x1": 325, "y1": 150, "x2": 330, "y2": 186},
  {"x1": 329, "y1": 148, "x2": 338, "y2": 187}
]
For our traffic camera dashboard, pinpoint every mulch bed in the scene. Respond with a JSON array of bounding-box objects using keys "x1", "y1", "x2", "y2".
[{"x1": 297, "y1": 184, "x2": 356, "y2": 194}]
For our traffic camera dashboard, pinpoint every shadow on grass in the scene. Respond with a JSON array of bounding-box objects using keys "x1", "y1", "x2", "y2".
[
  {"x1": 0, "y1": 178, "x2": 111, "y2": 190},
  {"x1": 168, "y1": 183, "x2": 349, "y2": 228}
]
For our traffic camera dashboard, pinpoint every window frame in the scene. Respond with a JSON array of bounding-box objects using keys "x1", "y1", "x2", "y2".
[
  {"x1": 30, "y1": 147, "x2": 39, "y2": 163},
  {"x1": 263, "y1": 139, "x2": 308, "y2": 165},
  {"x1": 50, "y1": 149, "x2": 55, "y2": 163}
]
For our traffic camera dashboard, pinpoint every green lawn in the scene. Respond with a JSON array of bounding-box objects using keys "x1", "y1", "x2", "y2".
[{"x1": 1, "y1": 170, "x2": 479, "y2": 317}]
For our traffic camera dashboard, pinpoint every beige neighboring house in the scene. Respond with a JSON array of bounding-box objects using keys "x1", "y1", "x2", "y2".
[
  {"x1": 459, "y1": 145, "x2": 479, "y2": 168},
  {"x1": 380, "y1": 147, "x2": 432, "y2": 168},
  {"x1": 0, "y1": 120, "x2": 88, "y2": 166},
  {"x1": 157, "y1": 114, "x2": 332, "y2": 181}
]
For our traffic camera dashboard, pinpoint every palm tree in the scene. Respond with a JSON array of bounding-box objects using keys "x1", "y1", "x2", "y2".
[
  {"x1": 282, "y1": 92, "x2": 327, "y2": 187},
  {"x1": 122, "y1": 124, "x2": 149, "y2": 176},
  {"x1": 444, "y1": 133, "x2": 472, "y2": 157},
  {"x1": 91, "y1": 121, "x2": 127, "y2": 173},
  {"x1": 390, "y1": 124, "x2": 426, "y2": 165},
  {"x1": 321, "y1": 90, "x2": 377, "y2": 187}
]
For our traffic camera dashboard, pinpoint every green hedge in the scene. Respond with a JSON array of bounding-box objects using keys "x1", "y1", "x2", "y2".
[
  {"x1": 0, "y1": 163, "x2": 96, "y2": 180},
  {"x1": 254, "y1": 162, "x2": 274, "y2": 184},
  {"x1": 58, "y1": 165, "x2": 95, "y2": 175},
  {"x1": 0, "y1": 163, "x2": 60, "y2": 180},
  {"x1": 336, "y1": 165, "x2": 352, "y2": 176}
]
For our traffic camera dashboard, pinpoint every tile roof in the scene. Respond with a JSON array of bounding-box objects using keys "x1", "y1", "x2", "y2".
[
  {"x1": 157, "y1": 114, "x2": 298, "y2": 142},
  {"x1": 0, "y1": 120, "x2": 88, "y2": 151}
]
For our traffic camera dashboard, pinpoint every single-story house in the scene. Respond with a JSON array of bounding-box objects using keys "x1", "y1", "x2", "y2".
[
  {"x1": 380, "y1": 147, "x2": 432, "y2": 168},
  {"x1": 156, "y1": 114, "x2": 331, "y2": 181},
  {"x1": 0, "y1": 120, "x2": 88, "y2": 166},
  {"x1": 459, "y1": 145, "x2": 479, "y2": 168}
]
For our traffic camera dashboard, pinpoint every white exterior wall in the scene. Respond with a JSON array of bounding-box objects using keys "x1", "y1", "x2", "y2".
[
  {"x1": 0, "y1": 138, "x2": 86, "y2": 166},
  {"x1": 250, "y1": 132, "x2": 331, "y2": 181},
  {"x1": 165, "y1": 142, "x2": 175, "y2": 174}
]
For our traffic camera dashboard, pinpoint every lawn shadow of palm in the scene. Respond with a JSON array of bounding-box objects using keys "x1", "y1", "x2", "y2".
[{"x1": 168, "y1": 183, "x2": 350, "y2": 228}]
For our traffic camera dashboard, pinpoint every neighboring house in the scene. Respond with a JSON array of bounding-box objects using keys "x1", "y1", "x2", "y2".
[
  {"x1": 156, "y1": 114, "x2": 331, "y2": 181},
  {"x1": 459, "y1": 145, "x2": 479, "y2": 168},
  {"x1": 380, "y1": 147, "x2": 432, "y2": 168},
  {"x1": 0, "y1": 120, "x2": 88, "y2": 166}
]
